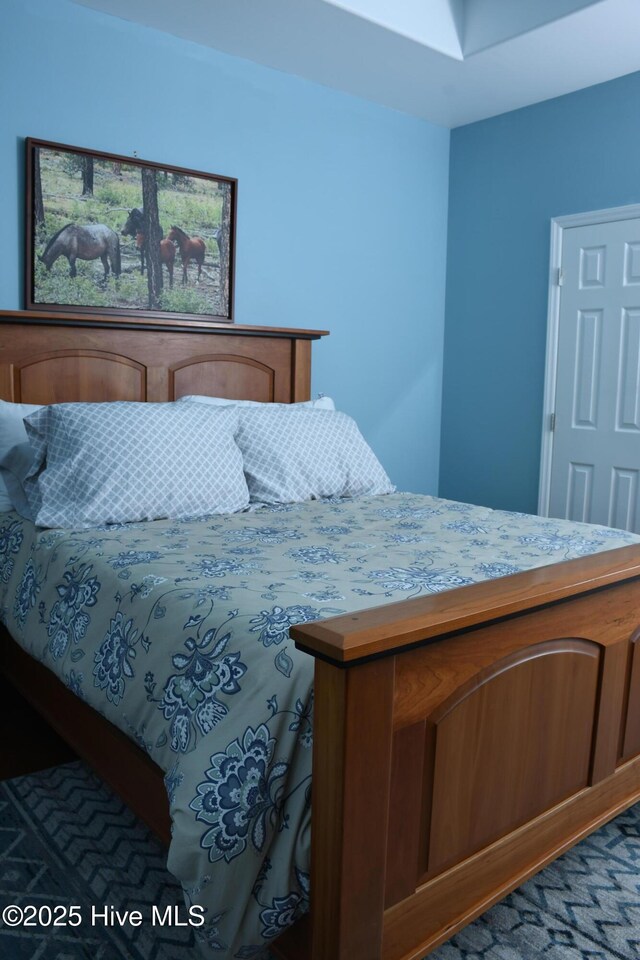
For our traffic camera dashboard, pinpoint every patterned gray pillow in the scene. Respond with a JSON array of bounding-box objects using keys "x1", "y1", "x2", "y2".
[
  {"x1": 236, "y1": 407, "x2": 395, "y2": 503},
  {"x1": 23, "y1": 402, "x2": 249, "y2": 528}
]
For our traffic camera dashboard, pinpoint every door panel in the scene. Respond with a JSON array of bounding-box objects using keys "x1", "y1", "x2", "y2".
[{"x1": 618, "y1": 309, "x2": 640, "y2": 431}]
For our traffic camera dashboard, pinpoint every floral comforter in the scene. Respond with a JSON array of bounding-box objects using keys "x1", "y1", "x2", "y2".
[{"x1": 0, "y1": 492, "x2": 638, "y2": 958}]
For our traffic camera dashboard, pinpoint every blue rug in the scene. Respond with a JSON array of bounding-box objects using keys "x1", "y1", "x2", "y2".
[
  {"x1": 0, "y1": 761, "x2": 196, "y2": 959},
  {"x1": 1, "y1": 761, "x2": 639, "y2": 959},
  {"x1": 431, "y1": 803, "x2": 640, "y2": 960}
]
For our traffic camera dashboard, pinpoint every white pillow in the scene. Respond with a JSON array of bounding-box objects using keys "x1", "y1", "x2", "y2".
[
  {"x1": 178, "y1": 394, "x2": 335, "y2": 411},
  {"x1": 0, "y1": 400, "x2": 42, "y2": 511},
  {"x1": 235, "y1": 406, "x2": 395, "y2": 504},
  {"x1": 22, "y1": 401, "x2": 250, "y2": 529}
]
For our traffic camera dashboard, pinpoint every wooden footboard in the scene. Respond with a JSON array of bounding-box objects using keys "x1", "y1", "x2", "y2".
[{"x1": 275, "y1": 545, "x2": 640, "y2": 960}]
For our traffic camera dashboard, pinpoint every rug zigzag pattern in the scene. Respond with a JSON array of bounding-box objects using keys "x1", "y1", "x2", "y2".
[
  {"x1": 0, "y1": 761, "x2": 196, "y2": 960},
  {"x1": 2, "y1": 761, "x2": 640, "y2": 959},
  {"x1": 432, "y1": 804, "x2": 640, "y2": 960}
]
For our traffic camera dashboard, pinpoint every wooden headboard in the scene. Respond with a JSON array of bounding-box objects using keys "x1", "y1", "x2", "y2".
[{"x1": 0, "y1": 311, "x2": 328, "y2": 405}]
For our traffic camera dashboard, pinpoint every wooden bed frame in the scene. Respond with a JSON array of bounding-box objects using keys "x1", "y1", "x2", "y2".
[{"x1": 2, "y1": 310, "x2": 640, "y2": 960}]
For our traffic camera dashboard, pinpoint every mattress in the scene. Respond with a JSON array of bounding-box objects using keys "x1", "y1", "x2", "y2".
[{"x1": 0, "y1": 492, "x2": 638, "y2": 958}]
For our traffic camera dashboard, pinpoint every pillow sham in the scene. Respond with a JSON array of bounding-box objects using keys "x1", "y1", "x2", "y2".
[
  {"x1": 235, "y1": 406, "x2": 394, "y2": 503},
  {"x1": 0, "y1": 399, "x2": 42, "y2": 511},
  {"x1": 23, "y1": 401, "x2": 249, "y2": 529},
  {"x1": 178, "y1": 394, "x2": 336, "y2": 411}
]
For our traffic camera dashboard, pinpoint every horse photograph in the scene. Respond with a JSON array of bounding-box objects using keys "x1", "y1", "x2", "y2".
[{"x1": 27, "y1": 139, "x2": 236, "y2": 321}]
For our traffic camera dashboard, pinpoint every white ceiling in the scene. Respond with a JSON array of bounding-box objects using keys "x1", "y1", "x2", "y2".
[{"x1": 73, "y1": 0, "x2": 640, "y2": 127}]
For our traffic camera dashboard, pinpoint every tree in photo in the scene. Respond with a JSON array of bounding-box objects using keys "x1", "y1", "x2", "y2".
[
  {"x1": 219, "y1": 183, "x2": 232, "y2": 316},
  {"x1": 141, "y1": 167, "x2": 163, "y2": 309},
  {"x1": 82, "y1": 156, "x2": 94, "y2": 196},
  {"x1": 33, "y1": 147, "x2": 45, "y2": 231}
]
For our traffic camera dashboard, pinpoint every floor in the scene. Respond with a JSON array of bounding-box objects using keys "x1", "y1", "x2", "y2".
[{"x1": 0, "y1": 674, "x2": 76, "y2": 780}]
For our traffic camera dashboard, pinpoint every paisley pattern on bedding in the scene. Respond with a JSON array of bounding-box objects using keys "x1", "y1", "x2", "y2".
[{"x1": 0, "y1": 493, "x2": 638, "y2": 959}]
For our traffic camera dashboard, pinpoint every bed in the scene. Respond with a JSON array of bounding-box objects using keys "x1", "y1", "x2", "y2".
[{"x1": 1, "y1": 309, "x2": 640, "y2": 960}]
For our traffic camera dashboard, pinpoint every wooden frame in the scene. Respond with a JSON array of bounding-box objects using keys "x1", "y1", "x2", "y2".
[
  {"x1": 1, "y1": 312, "x2": 639, "y2": 960},
  {"x1": 26, "y1": 138, "x2": 237, "y2": 324}
]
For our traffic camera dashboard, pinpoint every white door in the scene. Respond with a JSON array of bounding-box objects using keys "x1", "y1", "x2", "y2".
[{"x1": 547, "y1": 217, "x2": 640, "y2": 533}]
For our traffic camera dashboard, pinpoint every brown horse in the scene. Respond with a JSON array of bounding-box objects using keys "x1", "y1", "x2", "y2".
[
  {"x1": 167, "y1": 225, "x2": 206, "y2": 284},
  {"x1": 135, "y1": 230, "x2": 175, "y2": 288}
]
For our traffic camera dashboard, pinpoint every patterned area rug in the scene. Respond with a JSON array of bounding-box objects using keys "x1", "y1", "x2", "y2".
[
  {"x1": 432, "y1": 803, "x2": 640, "y2": 960},
  {"x1": 0, "y1": 761, "x2": 196, "y2": 959},
  {"x1": 1, "y1": 761, "x2": 639, "y2": 960}
]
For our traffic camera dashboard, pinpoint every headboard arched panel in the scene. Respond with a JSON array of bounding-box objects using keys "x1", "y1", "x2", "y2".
[
  {"x1": 171, "y1": 355, "x2": 276, "y2": 402},
  {"x1": 13, "y1": 350, "x2": 146, "y2": 404}
]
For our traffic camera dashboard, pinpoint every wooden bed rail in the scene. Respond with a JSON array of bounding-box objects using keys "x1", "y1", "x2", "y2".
[
  {"x1": 279, "y1": 547, "x2": 640, "y2": 960},
  {"x1": 291, "y1": 545, "x2": 640, "y2": 663}
]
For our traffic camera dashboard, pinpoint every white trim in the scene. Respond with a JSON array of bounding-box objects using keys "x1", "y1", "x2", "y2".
[
  {"x1": 538, "y1": 203, "x2": 640, "y2": 517},
  {"x1": 538, "y1": 218, "x2": 562, "y2": 516}
]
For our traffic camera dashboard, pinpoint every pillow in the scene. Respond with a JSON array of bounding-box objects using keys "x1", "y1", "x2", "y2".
[
  {"x1": 178, "y1": 394, "x2": 336, "y2": 411},
  {"x1": 0, "y1": 400, "x2": 42, "y2": 511},
  {"x1": 235, "y1": 407, "x2": 394, "y2": 503},
  {"x1": 0, "y1": 442, "x2": 38, "y2": 520},
  {"x1": 22, "y1": 401, "x2": 249, "y2": 529}
]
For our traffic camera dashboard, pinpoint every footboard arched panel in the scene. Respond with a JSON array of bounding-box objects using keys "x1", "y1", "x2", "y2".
[{"x1": 423, "y1": 639, "x2": 600, "y2": 877}]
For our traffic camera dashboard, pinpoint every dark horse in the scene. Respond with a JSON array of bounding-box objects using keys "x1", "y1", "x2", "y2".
[
  {"x1": 39, "y1": 224, "x2": 121, "y2": 279},
  {"x1": 167, "y1": 225, "x2": 206, "y2": 284},
  {"x1": 120, "y1": 207, "x2": 176, "y2": 287},
  {"x1": 121, "y1": 208, "x2": 165, "y2": 274},
  {"x1": 135, "y1": 230, "x2": 175, "y2": 288}
]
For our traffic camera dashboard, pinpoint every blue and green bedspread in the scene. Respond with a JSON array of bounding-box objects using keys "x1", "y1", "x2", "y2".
[{"x1": 0, "y1": 493, "x2": 638, "y2": 958}]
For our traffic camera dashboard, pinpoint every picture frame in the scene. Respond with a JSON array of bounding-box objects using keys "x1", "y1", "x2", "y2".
[{"x1": 25, "y1": 138, "x2": 237, "y2": 325}]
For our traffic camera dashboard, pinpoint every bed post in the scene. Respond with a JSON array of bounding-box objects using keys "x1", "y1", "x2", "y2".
[{"x1": 309, "y1": 656, "x2": 395, "y2": 960}]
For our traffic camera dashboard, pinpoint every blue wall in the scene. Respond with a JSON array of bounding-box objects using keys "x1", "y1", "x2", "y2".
[
  {"x1": 0, "y1": 0, "x2": 450, "y2": 495},
  {"x1": 441, "y1": 70, "x2": 640, "y2": 513}
]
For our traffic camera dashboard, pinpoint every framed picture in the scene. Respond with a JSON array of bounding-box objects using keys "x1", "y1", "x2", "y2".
[{"x1": 26, "y1": 138, "x2": 237, "y2": 324}]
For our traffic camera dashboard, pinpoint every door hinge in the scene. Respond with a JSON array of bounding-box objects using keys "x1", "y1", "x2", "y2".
[
  {"x1": 556, "y1": 268, "x2": 564, "y2": 287},
  {"x1": 550, "y1": 412, "x2": 556, "y2": 432}
]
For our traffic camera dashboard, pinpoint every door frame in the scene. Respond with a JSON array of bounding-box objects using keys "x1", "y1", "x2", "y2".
[{"x1": 538, "y1": 202, "x2": 640, "y2": 516}]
